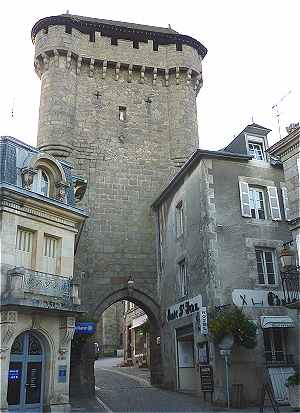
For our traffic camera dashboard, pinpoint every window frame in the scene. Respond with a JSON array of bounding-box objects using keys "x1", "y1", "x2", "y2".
[
  {"x1": 119, "y1": 106, "x2": 127, "y2": 121},
  {"x1": 178, "y1": 259, "x2": 188, "y2": 298},
  {"x1": 249, "y1": 186, "x2": 267, "y2": 220},
  {"x1": 263, "y1": 328, "x2": 288, "y2": 364},
  {"x1": 175, "y1": 201, "x2": 184, "y2": 238},
  {"x1": 255, "y1": 248, "x2": 278, "y2": 286},
  {"x1": 246, "y1": 135, "x2": 266, "y2": 161}
]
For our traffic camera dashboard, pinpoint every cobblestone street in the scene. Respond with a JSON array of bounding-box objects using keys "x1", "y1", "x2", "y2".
[{"x1": 70, "y1": 358, "x2": 292, "y2": 413}]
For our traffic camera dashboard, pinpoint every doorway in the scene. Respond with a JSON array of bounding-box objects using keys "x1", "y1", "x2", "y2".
[
  {"x1": 176, "y1": 326, "x2": 196, "y2": 392},
  {"x1": 7, "y1": 331, "x2": 44, "y2": 411}
]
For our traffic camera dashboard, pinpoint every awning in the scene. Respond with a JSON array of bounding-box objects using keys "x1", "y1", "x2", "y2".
[
  {"x1": 261, "y1": 316, "x2": 295, "y2": 329},
  {"x1": 131, "y1": 314, "x2": 148, "y2": 329}
]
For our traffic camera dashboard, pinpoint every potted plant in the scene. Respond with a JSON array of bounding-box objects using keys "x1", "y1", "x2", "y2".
[
  {"x1": 286, "y1": 372, "x2": 300, "y2": 411},
  {"x1": 209, "y1": 305, "x2": 257, "y2": 349}
]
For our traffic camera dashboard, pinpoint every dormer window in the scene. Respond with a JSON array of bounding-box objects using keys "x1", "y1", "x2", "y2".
[
  {"x1": 32, "y1": 169, "x2": 50, "y2": 197},
  {"x1": 40, "y1": 170, "x2": 49, "y2": 197},
  {"x1": 248, "y1": 141, "x2": 264, "y2": 161}
]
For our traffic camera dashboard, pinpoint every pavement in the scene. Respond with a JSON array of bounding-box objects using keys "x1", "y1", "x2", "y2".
[{"x1": 70, "y1": 357, "x2": 294, "y2": 413}]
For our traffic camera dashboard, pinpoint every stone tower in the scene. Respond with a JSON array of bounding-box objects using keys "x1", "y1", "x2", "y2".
[{"x1": 31, "y1": 14, "x2": 206, "y2": 328}]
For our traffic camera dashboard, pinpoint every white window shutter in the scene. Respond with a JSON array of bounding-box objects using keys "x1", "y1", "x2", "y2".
[
  {"x1": 267, "y1": 186, "x2": 281, "y2": 220},
  {"x1": 281, "y1": 187, "x2": 290, "y2": 220},
  {"x1": 239, "y1": 182, "x2": 251, "y2": 217}
]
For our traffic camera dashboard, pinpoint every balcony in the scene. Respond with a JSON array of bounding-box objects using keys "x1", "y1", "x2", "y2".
[
  {"x1": 281, "y1": 269, "x2": 300, "y2": 309},
  {"x1": 2, "y1": 267, "x2": 81, "y2": 312}
]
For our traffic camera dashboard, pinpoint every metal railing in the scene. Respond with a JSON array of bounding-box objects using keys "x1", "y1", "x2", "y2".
[
  {"x1": 6, "y1": 267, "x2": 79, "y2": 310},
  {"x1": 22, "y1": 269, "x2": 72, "y2": 298},
  {"x1": 265, "y1": 351, "x2": 294, "y2": 366},
  {"x1": 281, "y1": 268, "x2": 300, "y2": 305}
]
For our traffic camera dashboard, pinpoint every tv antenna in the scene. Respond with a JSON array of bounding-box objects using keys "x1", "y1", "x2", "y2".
[{"x1": 272, "y1": 90, "x2": 292, "y2": 139}]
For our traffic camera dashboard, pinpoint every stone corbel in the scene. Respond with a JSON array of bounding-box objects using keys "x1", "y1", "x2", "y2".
[
  {"x1": 59, "y1": 317, "x2": 75, "y2": 355},
  {"x1": 128, "y1": 64, "x2": 133, "y2": 83},
  {"x1": 54, "y1": 49, "x2": 59, "y2": 67},
  {"x1": 55, "y1": 180, "x2": 69, "y2": 203},
  {"x1": 186, "y1": 68, "x2": 192, "y2": 85},
  {"x1": 66, "y1": 51, "x2": 72, "y2": 70},
  {"x1": 77, "y1": 56, "x2": 82, "y2": 75},
  {"x1": 102, "y1": 60, "x2": 107, "y2": 79},
  {"x1": 153, "y1": 68, "x2": 157, "y2": 85},
  {"x1": 89, "y1": 58, "x2": 95, "y2": 78},
  {"x1": 0, "y1": 311, "x2": 18, "y2": 356},
  {"x1": 42, "y1": 53, "x2": 49, "y2": 71},
  {"x1": 165, "y1": 69, "x2": 169, "y2": 87},
  {"x1": 175, "y1": 67, "x2": 180, "y2": 85},
  {"x1": 140, "y1": 66, "x2": 145, "y2": 84},
  {"x1": 21, "y1": 167, "x2": 37, "y2": 191},
  {"x1": 115, "y1": 62, "x2": 121, "y2": 81},
  {"x1": 34, "y1": 58, "x2": 42, "y2": 78}
]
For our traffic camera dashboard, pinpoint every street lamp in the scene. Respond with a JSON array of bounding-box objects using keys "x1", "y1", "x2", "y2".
[
  {"x1": 279, "y1": 241, "x2": 300, "y2": 305},
  {"x1": 219, "y1": 334, "x2": 234, "y2": 409},
  {"x1": 280, "y1": 242, "x2": 296, "y2": 269}
]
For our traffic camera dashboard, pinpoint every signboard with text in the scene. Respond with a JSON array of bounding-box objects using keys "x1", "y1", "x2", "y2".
[
  {"x1": 75, "y1": 322, "x2": 96, "y2": 334},
  {"x1": 166, "y1": 294, "x2": 202, "y2": 322},
  {"x1": 232, "y1": 289, "x2": 285, "y2": 308}
]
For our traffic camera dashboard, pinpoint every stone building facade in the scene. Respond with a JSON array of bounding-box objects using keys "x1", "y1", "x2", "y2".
[
  {"x1": 123, "y1": 302, "x2": 150, "y2": 367},
  {"x1": 96, "y1": 302, "x2": 124, "y2": 356},
  {"x1": 152, "y1": 124, "x2": 298, "y2": 405},
  {"x1": 0, "y1": 136, "x2": 87, "y2": 412},
  {"x1": 31, "y1": 13, "x2": 207, "y2": 384}
]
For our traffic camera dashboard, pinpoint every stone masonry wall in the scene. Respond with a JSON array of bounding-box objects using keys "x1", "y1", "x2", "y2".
[{"x1": 33, "y1": 21, "x2": 203, "y2": 317}]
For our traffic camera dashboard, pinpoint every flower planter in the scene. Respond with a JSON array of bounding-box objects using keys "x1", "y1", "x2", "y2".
[{"x1": 288, "y1": 385, "x2": 300, "y2": 411}]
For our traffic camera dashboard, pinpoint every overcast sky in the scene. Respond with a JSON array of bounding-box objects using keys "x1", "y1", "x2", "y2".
[{"x1": 1, "y1": 0, "x2": 299, "y2": 150}]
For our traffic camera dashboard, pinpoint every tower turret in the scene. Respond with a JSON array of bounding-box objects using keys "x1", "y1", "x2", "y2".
[{"x1": 32, "y1": 14, "x2": 206, "y2": 163}]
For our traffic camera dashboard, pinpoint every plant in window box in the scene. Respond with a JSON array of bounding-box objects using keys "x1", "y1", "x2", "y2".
[
  {"x1": 286, "y1": 372, "x2": 300, "y2": 411},
  {"x1": 208, "y1": 306, "x2": 257, "y2": 349}
]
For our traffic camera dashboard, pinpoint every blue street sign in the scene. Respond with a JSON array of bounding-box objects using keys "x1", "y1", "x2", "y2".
[{"x1": 75, "y1": 322, "x2": 96, "y2": 334}]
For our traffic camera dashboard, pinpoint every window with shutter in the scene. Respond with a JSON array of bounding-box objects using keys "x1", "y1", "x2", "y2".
[
  {"x1": 281, "y1": 187, "x2": 290, "y2": 221},
  {"x1": 239, "y1": 182, "x2": 252, "y2": 217},
  {"x1": 255, "y1": 248, "x2": 277, "y2": 285},
  {"x1": 249, "y1": 188, "x2": 266, "y2": 219},
  {"x1": 15, "y1": 227, "x2": 34, "y2": 268},
  {"x1": 43, "y1": 235, "x2": 58, "y2": 274},
  {"x1": 267, "y1": 186, "x2": 281, "y2": 221}
]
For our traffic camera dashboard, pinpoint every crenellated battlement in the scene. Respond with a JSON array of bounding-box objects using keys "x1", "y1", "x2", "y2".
[{"x1": 34, "y1": 47, "x2": 203, "y2": 92}]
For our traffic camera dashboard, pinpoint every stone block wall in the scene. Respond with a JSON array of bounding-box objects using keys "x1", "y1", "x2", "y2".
[{"x1": 33, "y1": 19, "x2": 204, "y2": 316}]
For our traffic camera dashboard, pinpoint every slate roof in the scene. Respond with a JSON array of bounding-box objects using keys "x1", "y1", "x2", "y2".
[
  {"x1": 63, "y1": 14, "x2": 179, "y2": 35},
  {"x1": 31, "y1": 14, "x2": 207, "y2": 58}
]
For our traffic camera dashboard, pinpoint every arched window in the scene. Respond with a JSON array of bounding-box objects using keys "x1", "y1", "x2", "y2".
[
  {"x1": 32, "y1": 169, "x2": 50, "y2": 197},
  {"x1": 40, "y1": 171, "x2": 49, "y2": 197}
]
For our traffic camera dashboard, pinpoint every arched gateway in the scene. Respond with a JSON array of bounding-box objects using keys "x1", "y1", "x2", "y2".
[{"x1": 94, "y1": 287, "x2": 162, "y2": 385}]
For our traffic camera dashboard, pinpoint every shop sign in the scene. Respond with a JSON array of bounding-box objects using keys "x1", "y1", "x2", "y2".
[
  {"x1": 166, "y1": 294, "x2": 202, "y2": 322},
  {"x1": 200, "y1": 308, "x2": 208, "y2": 335},
  {"x1": 58, "y1": 366, "x2": 67, "y2": 383},
  {"x1": 232, "y1": 289, "x2": 285, "y2": 308},
  {"x1": 75, "y1": 322, "x2": 96, "y2": 334}
]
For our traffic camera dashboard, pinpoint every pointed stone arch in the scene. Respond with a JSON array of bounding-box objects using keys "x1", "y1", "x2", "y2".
[{"x1": 93, "y1": 287, "x2": 163, "y2": 386}]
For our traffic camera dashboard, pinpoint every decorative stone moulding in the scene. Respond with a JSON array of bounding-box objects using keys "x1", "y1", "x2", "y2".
[
  {"x1": 55, "y1": 180, "x2": 69, "y2": 202},
  {"x1": 0, "y1": 311, "x2": 18, "y2": 354},
  {"x1": 21, "y1": 167, "x2": 37, "y2": 190},
  {"x1": 59, "y1": 316, "x2": 75, "y2": 354},
  {"x1": 35, "y1": 50, "x2": 202, "y2": 91}
]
